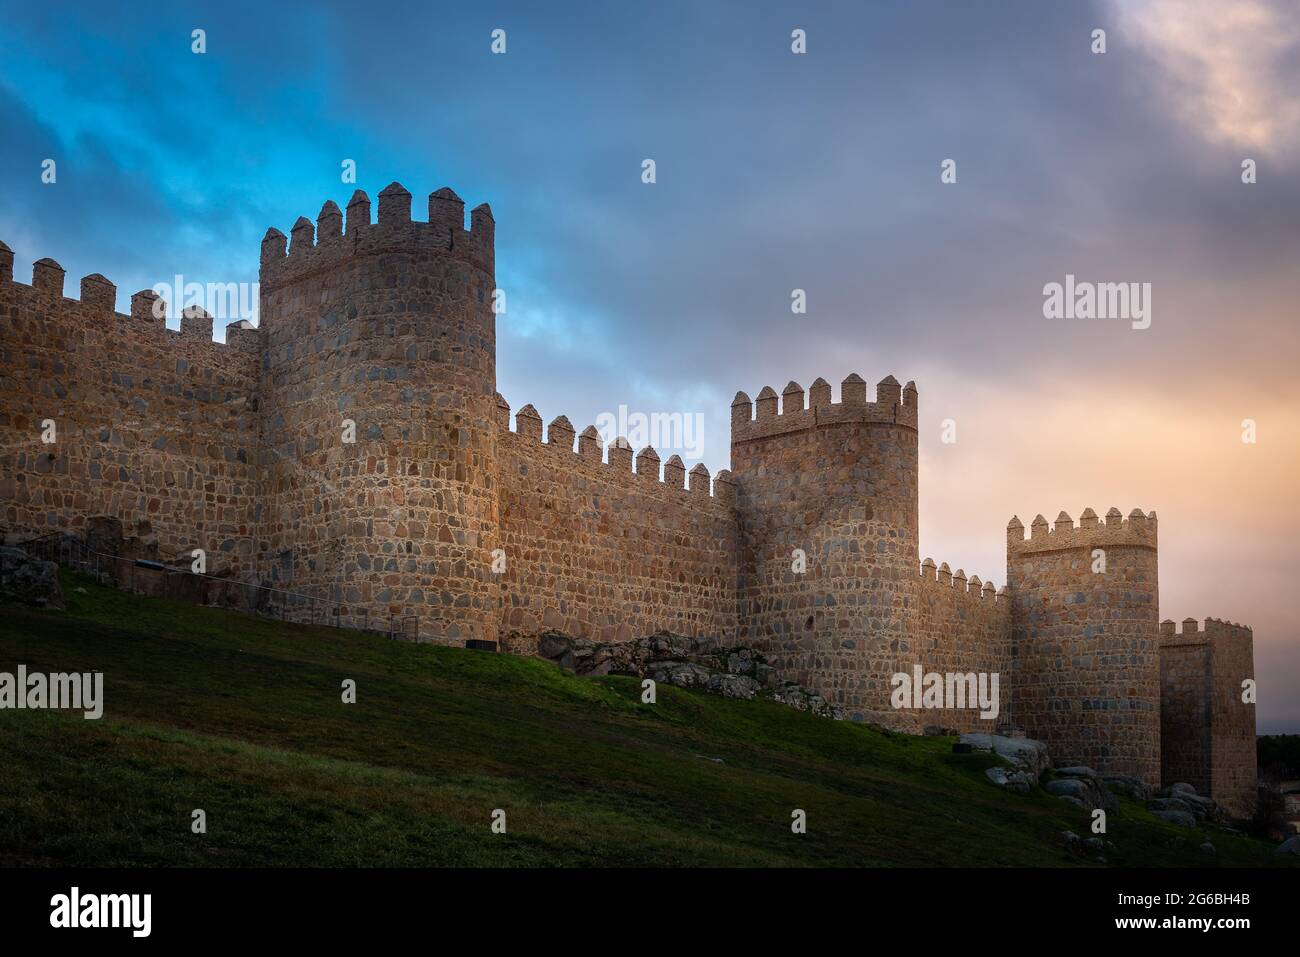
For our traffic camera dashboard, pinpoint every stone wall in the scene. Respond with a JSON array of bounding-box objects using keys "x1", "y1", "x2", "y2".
[
  {"x1": 1158, "y1": 626, "x2": 1213, "y2": 794},
  {"x1": 256, "y1": 185, "x2": 500, "y2": 639},
  {"x1": 494, "y1": 403, "x2": 738, "y2": 651},
  {"x1": 730, "y1": 374, "x2": 919, "y2": 723},
  {"x1": 1158, "y1": 618, "x2": 1257, "y2": 819},
  {"x1": 0, "y1": 197, "x2": 1257, "y2": 806},
  {"x1": 1006, "y1": 508, "x2": 1161, "y2": 786},
  {"x1": 0, "y1": 245, "x2": 260, "y2": 579},
  {"x1": 913, "y1": 560, "x2": 1012, "y2": 733},
  {"x1": 1208, "y1": 619, "x2": 1257, "y2": 818}
]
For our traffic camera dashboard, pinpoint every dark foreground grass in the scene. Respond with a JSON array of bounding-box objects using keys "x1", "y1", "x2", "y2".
[{"x1": 0, "y1": 572, "x2": 1291, "y2": 867}]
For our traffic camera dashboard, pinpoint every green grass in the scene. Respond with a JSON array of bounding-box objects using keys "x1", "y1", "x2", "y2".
[{"x1": 0, "y1": 571, "x2": 1292, "y2": 868}]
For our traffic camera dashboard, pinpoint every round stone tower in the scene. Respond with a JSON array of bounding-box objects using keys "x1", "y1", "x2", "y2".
[
  {"x1": 1006, "y1": 507, "x2": 1161, "y2": 786},
  {"x1": 730, "y1": 373, "x2": 919, "y2": 722},
  {"x1": 256, "y1": 182, "x2": 499, "y2": 643}
]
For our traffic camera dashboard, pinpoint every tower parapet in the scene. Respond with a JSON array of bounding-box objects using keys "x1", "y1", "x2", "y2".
[
  {"x1": 1007, "y1": 506, "x2": 1157, "y2": 555},
  {"x1": 731, "y1": 373, "x2": 918, "y2": 443},
  {"x1": 259, "y1": 183, "x2": 495, "y2": 290}
]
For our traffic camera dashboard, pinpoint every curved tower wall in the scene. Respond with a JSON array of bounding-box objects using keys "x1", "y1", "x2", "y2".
[
  {"x1": 257, "y1": 183, "x2": 499, "y2": 641},
  {"x1": 1006, "y1": 508, "x2": 1161, "y2": 785},
  {"x1": 730, "y1": 374, "x2": 919, "y2": 723}
]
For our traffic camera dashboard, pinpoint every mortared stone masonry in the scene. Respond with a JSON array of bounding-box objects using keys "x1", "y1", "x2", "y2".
[{"x1": 0, "y1": 185, "x2": 1256, "y2": 814}]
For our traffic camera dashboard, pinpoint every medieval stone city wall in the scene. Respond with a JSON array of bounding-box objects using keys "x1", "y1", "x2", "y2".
[
  {"x1": 1158, "y1": 617, "x2": 1257, "y2": 818},
  {"x1": 0, "y1": 243, "x2": 260, "y2": 579},
  {"x1": 0, "y1": 187, "x2": 1259, "y2": 814},
  {"x1": 913, "y1": 560, "x2": 1012, "y2": 733},
  {"x1": 1006, "y1": 509, "x2": 1162, "y2": 785},
  {"x1": 1207, "y1": 618, "x2": 1257, "y2": 818},
  {"x1": 730, "y1": 375, "x2": 920, "y2": 724},
  {"x1": 1158, "y1": 625, "x2": 1213, "y2": 794},
  {"x1": 494, "y1": 403, "x2": 738, "y2": 652}
]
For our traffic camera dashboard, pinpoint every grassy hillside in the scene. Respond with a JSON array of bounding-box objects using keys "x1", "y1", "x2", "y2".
[{"x1": 0, "y1": 572, "x2": 1292, "y2": 868}]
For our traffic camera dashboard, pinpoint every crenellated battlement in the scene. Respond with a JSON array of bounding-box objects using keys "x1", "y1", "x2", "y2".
[
  {"x1": 1006, "y1": 506, "x2": 1157, "y2": 556},
  {"x1": 0, "y1": 178, "x2": 1255, "y2": 810},
  {"x1": 496, "y1": 393, "x2": 735, "y2": 506},
  {"x1": 0, "y1": 235, "x2": 262, "y2": 586},
  {"x1": 258, "y1": 182, "x2": 495, "y2": 290},
  {"x1": 1160, "y1": 617, "x2": 1254, "y2": 644},
  {"x1": 730, "y1": 372, "x2": 917, "y2": 444},
  {"x1": 0, "y1": 244, "x2": 263, "y2": 363},
  {"x1": 918, "y1": 558, "x2": 1005, "y2": 603}
]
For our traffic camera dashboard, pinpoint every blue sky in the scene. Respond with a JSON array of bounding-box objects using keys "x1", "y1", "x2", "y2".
[{"x1": 2, "y1": 0, "x2": 1298, "y2": 729}]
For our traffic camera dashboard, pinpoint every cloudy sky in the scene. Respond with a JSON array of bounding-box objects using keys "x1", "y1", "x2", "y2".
[{"x1": 1, "y1": 0, "x2": 1297, "y2": 730}]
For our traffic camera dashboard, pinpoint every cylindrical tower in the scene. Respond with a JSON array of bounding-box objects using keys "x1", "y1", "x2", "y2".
[
  {"x1": 1006, "y1": 507, "x2": 1161, "y2": 785},
  {"x1": 730, "y1": 373, "x2": 919, "y2": 723},
  {"x1": 256, "y1": 182, "x2": 499, "y2": 642}
]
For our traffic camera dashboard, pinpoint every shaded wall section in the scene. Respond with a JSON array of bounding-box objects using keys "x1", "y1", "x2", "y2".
[{"x1": 495, "y1": 400, "x2": 738, "y2": 651}]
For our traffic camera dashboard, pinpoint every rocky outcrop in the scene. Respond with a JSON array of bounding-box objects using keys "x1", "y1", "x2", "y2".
[
  {"x1": 969, "y1": 741, "x2": 1230, "y2": 838},
  {"x1": 1147, "y1": 796, "x2": 1195, "y2": 814},
  {"x1": 985, "y1": 766, "x2": 1034, "y2": 794},
  {"x1": 923, "y1": 725, "x2": 960, "y2": 736},
  {"x1": 1047, "y1": 767, "x2": 1119, "y2": 812},
  {"x1": 537, "y1": 631, "x2": 846, "y2": 719},
  {"x1": 767, "y1": 684, "x2": 843, "y2": 719},
  {"x1": 1102, "y1": 774, "x2": 1153, "y2": 802},
  {"x1": 960, "y1": 733, "x2": 1052, "y2": 780},
  {"x1": 1152, "y1": 809, "x2": 1198, "y2": 828},
  {"x1": 1147, "y1": 782, "x2": 1221, "y2": 825},
  {"x1": 1058, "y1": 830, "x2": 1113, "y2": 861},
  {"x1": 0, "y1": 546, "x2": 64, "y2": 610},
  {"x1": 971, "y1": 743, "x2": 1139, "y2": 817}
]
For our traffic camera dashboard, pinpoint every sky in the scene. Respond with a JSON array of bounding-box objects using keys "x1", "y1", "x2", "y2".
[{"x1": 1, "y1": 0, "x2": 1297, "y2": 731}]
